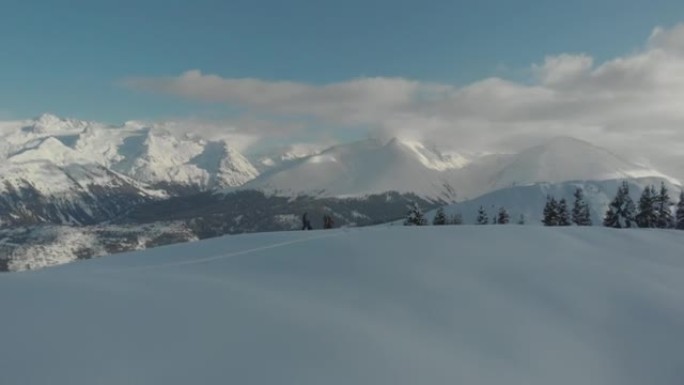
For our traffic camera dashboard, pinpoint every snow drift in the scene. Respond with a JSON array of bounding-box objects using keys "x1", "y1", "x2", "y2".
[{"x1": 1, "y1": 226, "x2": 684, "y2": 385}]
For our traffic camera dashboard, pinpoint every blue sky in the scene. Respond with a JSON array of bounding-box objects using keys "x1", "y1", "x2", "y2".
[{"x1": 2, "y1": 0, "x2": 684, "y2": 124}]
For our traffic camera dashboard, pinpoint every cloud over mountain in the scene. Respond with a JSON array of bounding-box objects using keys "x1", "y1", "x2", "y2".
[{"x1": 124, "y1": 24, "x2": 684, "y2": 179}]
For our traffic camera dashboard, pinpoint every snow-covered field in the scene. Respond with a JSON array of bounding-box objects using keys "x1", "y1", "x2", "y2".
[{"x1": 1, "y1": 226, "x2": 684, "y2": 385}]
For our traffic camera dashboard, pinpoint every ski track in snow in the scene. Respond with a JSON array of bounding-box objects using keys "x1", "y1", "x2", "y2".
[{"x1": 108, "y1": 230, "x2": 346, "y2": 273}]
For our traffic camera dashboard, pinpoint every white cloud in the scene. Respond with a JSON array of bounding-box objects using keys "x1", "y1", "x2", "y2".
[
  {"x1": 534, "y1": 54, "x2": 593, "y2": 86},
  {"x1": 124, "y1": 23, "x2": 684, "y2": 179}
]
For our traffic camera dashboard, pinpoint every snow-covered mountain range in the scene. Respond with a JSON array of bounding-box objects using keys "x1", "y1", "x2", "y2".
[
  {"x1": 244, "y1": 135, "x2": 679, "y2": 202},
  {"x1": 0, "y1": 114, "x2": 258, "y2": 191},
  {"x1": 1, "y1": 113, "x2": 682, "y2": 270},
  {"x1": 2, "y1": 114, "x2": 677, "y2": 207},
  {"x1": 242, "y1": 137, "x2": 467, "y2": 201},
  {"x1": 0, "y1": 114, "x2": 260, "y2": 226}
]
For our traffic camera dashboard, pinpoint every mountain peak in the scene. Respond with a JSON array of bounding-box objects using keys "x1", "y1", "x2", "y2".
[
  {"x1": 25, "y1": 113, "x2": 88, "y2": 134},
  {"x1": 491, "y1": 136, "x2": 661, "y2": 188},
  {"x1": 35, "y1": 113, "x2": 63, "y2": 125}
]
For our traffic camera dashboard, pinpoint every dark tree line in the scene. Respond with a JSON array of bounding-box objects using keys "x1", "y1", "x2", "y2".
[
  {"x1": 405, "y1": 202, "x2": 514, "y2": 226},
  {"x1": 404, "y1": 183, "x2": 684, "y2": 230},
  {"x1": 404, "y1": 202, "x2": 464, "y2": 226},
  {"x1": 607, "y1": 181, "x2": 678, "y2": 229},
  {"x1": 543, "y1": 188, "x2": 590, "y2": 226},
  {"x1": 545, "y1": 183, "x2": 684, "y2": 230}
]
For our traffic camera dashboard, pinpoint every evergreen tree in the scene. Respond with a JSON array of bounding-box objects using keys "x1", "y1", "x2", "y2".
[
  {"x1": 404, "y1": 201, "x2": 427, "y2": 226},
  {"x1": 517, "y1": 214, "x2": 526, "y2": 225},
  {"x1": 676, "y1": 191, "x2": 684, "y2": 230},
  {"x1": 572, "y1": 188, "x2": 592, "y2": 226},
  {"x1": 497, "y1": 207, "x2": 510, "y2": 224},
  {"x1": 655, "y1": 182, "x2": 674, "y2": 229},
  {"x1": 451, "y1": 212, "x2": 463, "y2": 225},
  {"x1": 323, "y1": 214, "x2": 335, "y2": 229},
  {"x1": 542, "y1": 196, "x2": 559, "y2": 226},
  {"x1": 476, "y1": 206, "x2": 489, "y2": 225},
  {"x1": 635, "y1": 185, "x2": 657, "y2": 228},
  {"x1": 432, "y1": 207, "x2": 447, "y2": 226},
  {"x1": 603, "y1": 207, "x2": 619, "y2": 228},
  {"x1": 558, "y1": 198, "x2": 571, "y2": 226},
  {"x1": 603, "y1": 181, "x2": 636, "y2": 228}
]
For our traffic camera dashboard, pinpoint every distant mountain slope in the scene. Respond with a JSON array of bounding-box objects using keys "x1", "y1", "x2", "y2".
[
  {"x1": 0, "y1": 114, "x2": 259, "y2": 226},
  {"x1": 491, "y1": 137, "x2": 676, "y2": 188},
  {"x1": 242, "y1": 136, "x2": 679, "y2": 203},
  {"x1": 242, "y1": 138, "x2": 464, "y2": 202},
  {"x1": 447, "y1": 137, "x2": 679, "y2": 200},
  {"x1": 2, "y1": 226, "x2": 684, "y2": 385},
  {"x1": 0, "y1": 114, "x2": 258, "y2": 192},
  {"x1": 0, "y1": 162, "x2": 164, "y2": 227}
]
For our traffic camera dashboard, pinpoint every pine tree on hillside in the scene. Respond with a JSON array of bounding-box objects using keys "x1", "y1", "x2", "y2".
[
  {"x1": 497, "y1": 207, "x2": 510, "y2": 225},
  {"x1": 451, "y1": 212, "x2": 463, "y2": 225},
  {"x1": 542, "y1": 196, "x2": 559, "y2": 226},
  {"x1": 404, "y1": 201, "x2": 427, "y2": 226},
  {"x1": 517, "y1": 214, "x2": 526, "y2": 225},
  {"x1": 603, "y1": 181, "x2": 636, "y2": 228},
  {"x1": 603, "y1": 207, "x2": 619, "y2": 228},
  {"x1": 655, "y1": 182, "x2": 674, "y2": 229},
  {"x1": 676, "y1": 191, "x2": 684, "y2": 230},
  {"x1": 433, "y1": 207, "x2": 447, "y2": 226},
  {"x1": 476, "y1": 206, "x2": 489, "y2": 225},
  {"x1": 635, "y1": 185, "x2": 657, "y2": 228},
  {"x1": 558, "y1": 198, "x2": 571, "y2": 226},
  {"x1": 323, "y1": 214, "x2": 335, "y2": 229},
  {"x1": 572, "y1": 188, "x2": 592, "y2": 226}
]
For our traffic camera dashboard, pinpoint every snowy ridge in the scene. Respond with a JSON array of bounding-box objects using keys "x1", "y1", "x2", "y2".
[
  {"x1": 242, "y1": 137, "x2": 463, "y2": 202},
  {"x1": 0, "y1": 161, "x2": 166, "y2": 227},
  {"x1": 1, "y1": 115, "x2": 678, "y2": 203},
  {"x1": 0, "y1": 114, "x2": 259, "y2": 191},
  {"x1": 1, "y1": 226, "x2": 684, "y2": 384},
  {"x1": 242, "y1": 136, "x2": 679, "y2": 202},
  {"x1": 489, "y1": 137, "x2": 670, "y2": 189}
]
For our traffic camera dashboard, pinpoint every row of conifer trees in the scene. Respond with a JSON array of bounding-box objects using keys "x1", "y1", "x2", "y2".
[
  {"x1": 599, "y1": 182, "x2": 684, "y2": 229},
  {"x1": 404, "y1": 202, "x2": 521, "y2": 226},
  {"x1": 404, "y1": 182, "x2": 684, "y2": 229}
]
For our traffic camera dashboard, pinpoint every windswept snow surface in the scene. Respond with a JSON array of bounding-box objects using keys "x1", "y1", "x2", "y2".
[{"x1": 2, "y1": 227, "x2": 684, "y2": 385}]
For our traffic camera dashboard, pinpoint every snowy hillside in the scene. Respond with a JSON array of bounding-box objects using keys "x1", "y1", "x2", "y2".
[
  {"x1": 490, "y1": 137, "x2": 677, "y2": 189},
  {"x1": 243, "y1": 137, "x2": 464, "y2": 201},
  {"x1": 2, "y1": 226, "x2": 684, "y2": 385},
  {"x1": 427, "y1": 177, "x2": 683, "y2": 225},
  {"x1": 448, "y1": 137, "x2": 678, "y2": 200},
  {"x1": 0, "y1": 162, "x2": 164, "y2": 227}
]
